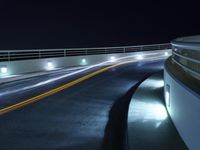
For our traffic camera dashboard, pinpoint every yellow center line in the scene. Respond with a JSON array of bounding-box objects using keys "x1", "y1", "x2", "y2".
[{"x1": 0, "y1": 61, "x2": 133, "y2": 116}]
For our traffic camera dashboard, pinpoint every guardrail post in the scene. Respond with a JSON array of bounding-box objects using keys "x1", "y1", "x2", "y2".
[
  {"x1": 39, "y1": 50, "x2": 41, "y2": 58},
  {"x1": 85, "y1": 49, "x2": 88, "y2": 55},
  {"x1": 123, "y1": 47, "x2": 126, "y2": 53},
  {"x1": 140, "y1": 46, "x2": 143, "y2": 51},
  {"x1": 8, "y1": 52, "x2": 10, "y2": 61},
  {"x1": 64, "y1": 49, "x2": 66, "y2": 57}
]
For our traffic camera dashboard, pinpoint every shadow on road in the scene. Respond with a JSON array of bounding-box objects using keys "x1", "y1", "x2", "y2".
[{"x1": 102, "y1": 77, "x2": 148, "y2": 150}]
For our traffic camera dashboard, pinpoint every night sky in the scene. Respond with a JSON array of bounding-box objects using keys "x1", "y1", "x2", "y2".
[{"x1": 0, "y1": 0, "x2": 199, "y2": 50}]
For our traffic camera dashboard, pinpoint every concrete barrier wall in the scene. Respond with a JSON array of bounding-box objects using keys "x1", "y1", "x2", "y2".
[
  {"x1": 0, "y1": 50, "x2": 169, "y2": 77},
  {"x1": 164, "y1": 68, "x2": 200, "y2": 150}
]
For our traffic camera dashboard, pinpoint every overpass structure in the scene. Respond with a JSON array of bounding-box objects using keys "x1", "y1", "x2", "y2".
[
  {"x1": 0, "y1": 40, "x2": 197, "y2": 150},
  {"x1": 164, "y1": 35, "x2": 200, "y2": 150}
]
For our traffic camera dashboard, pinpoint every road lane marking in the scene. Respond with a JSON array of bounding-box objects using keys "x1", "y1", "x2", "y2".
[{"x1": 0, "y1": 61, "x2": 132, "y2": 115}]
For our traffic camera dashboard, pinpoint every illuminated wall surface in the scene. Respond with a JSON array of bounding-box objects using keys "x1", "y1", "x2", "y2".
[
  {"x1": 164, "y1": 35, "x2": 200, "y2": 150},
  {"x1": 0, "y1": 44, "x2": 170, "y2": 77}
]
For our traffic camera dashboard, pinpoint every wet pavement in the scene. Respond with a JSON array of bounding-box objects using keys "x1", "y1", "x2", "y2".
[
  {"x1": 0, "y1": 60, "x2": 164, "y2": 150},
  {"x1": 128, "y1": 73, "x2": 188, "y2": 150}
]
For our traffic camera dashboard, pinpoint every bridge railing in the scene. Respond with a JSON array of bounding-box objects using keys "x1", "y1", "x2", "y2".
[
  {"x1": 171, "y1": 41, "x2": 200, "y2": 80},
  {"x1": 0, "y1": 43, "x2": 170, "y2": 62}
]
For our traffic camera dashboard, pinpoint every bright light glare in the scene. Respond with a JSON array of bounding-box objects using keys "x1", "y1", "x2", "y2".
[
  {"x1": 137, "y1": 54, "x2": 143, "y2": 60},
  {"x1": 165, "y1": 84, "x2": 170, "y2": 107},
  {"x1": 82, "y1": 59, "x2": 86, "y2": 63},
  {"x1": 153, "y1": 104, "x2": 168, "y2": 120},
  {"x1": 110, "y1": 56, "x2": 116, "y2": 62},
  {"x1": 164, "y1": 52, "x2": 169, "y2": 56},
  {"x1": 147, "y1": 78, "x2": 164, "y2": 88},
  {"x1": 157, "y1": 80, "x2": 164, "y2": 88},
  {"x1": 130, "y1": 101, "x2": 168, "y2": 121},
  {"x1": 1, "y1": 66, "x2": 8, "y2": 74},
  {"x1": 142, "y1": 102, "x2": 168, "y2": 120},
  {"x1": 47, "y1": 62, "x2": 54, "y2": 70},
  {"x1": 165, "y1": 91, "x2": 170, "y2": 107},
  {"x1": 48, "y1": 62, "x2": 53, "y2": 67}
]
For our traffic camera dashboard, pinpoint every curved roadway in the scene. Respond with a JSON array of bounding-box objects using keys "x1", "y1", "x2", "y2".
[{"x1": 0, "y1": 59, "x2": 165, "y2": 150}]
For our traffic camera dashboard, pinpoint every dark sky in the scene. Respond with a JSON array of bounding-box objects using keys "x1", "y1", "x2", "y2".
[{"x1": 0, "y1": 0, "x2": 199, "y2": 49}]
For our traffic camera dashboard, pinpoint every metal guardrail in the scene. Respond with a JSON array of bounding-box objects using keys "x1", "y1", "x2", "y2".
[
  {"x1": 171, "y1": 41, "x2": 200, "y2": 80},
  {"x1": 0, "y1": 43, "x2": 170, "y2": 62}
]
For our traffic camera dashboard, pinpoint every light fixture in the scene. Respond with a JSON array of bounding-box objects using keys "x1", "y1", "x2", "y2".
[
  {"x1": 1, "y1": 66, "x2": 8, "y2": 74},
  {"x1": 110, "y1": 56, "x2": 116, "y2": 62},
  {"x1": 82, "y1": 59, "x2": 86, "y2": 64},
  {"x1": 165, "y1": 84, "x2": 170, "y2": 107},
  {"x1": 137, "y1": 54, "x2": 143, "y2": 60},
  {"x1": 164, "y1": 52, "x2": 169, "y2": 56},
  {"x1": 47, "y1": 62, "x2": 54, "y2": 70}
]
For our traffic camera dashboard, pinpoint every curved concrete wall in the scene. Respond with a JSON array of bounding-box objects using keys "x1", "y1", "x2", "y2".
[
  {"x1": 0, "y1": 50, "x2": 170, "y2": 77},
  {"x1": 164, "y1": 67, "x2": 200, "y2": 150}
]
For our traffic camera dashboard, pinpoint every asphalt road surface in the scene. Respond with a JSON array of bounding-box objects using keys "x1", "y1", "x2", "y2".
[{"x1": 0, "y1": 59, "x2": 165, "y2": 150}]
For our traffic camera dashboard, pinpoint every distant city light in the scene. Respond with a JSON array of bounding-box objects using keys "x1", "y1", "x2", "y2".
[
  {"x1": 1, "y1": 66, "x2": 8, "y2": 74},
  {"x1": 110, "y1": 56, "x2": 116, "y2": 62}
]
